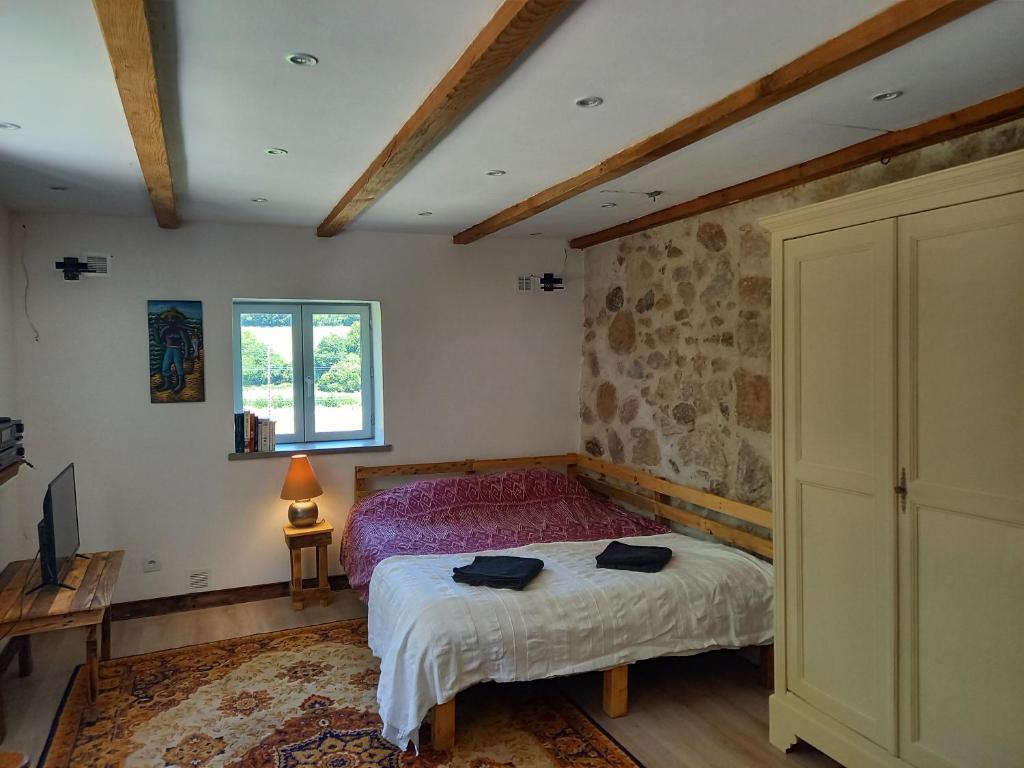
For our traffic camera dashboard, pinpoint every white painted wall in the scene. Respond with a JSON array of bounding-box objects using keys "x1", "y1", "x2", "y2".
[
  {"x1": 0, "y1": 204, "x2": 28, "y2": 569},
  {"x1": 10, "y1": 214, "x2": 583, "y2": 602}
]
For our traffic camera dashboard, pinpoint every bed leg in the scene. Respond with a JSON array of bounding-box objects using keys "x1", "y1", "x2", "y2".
[
  {"x1": 431, "y1": 699, "x2": 455, "y2": 752},
  {"x1": 602, "y1": 664, "x2": 629, "y2": 718},
  {"x1": 759, "y1": 644, "x2": 775, "y2": 689}
]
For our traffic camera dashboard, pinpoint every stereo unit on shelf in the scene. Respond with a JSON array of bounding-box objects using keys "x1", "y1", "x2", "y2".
[
  {"x1": 0, "y1": 418, "x2": 23, "y2": 451},
  {"x1": 0, "y1": 445, "x2": 25, "y2": 471},
  {"x1": 0, "y1": 418, "x2": 25, "y2": 470}
]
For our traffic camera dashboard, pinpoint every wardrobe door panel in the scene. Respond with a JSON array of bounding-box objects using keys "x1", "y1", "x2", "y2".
[
  {"x1": 783, "y1": 220, "x2": 897, "y2": 751},
  {"x1": 898, "y1": 192, "x2": 1024, "y2": 768}
]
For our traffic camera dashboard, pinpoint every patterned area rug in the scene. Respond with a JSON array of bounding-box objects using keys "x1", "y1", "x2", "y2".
[{"x1": 41, "y1": 618, "x2": 642, "y2": 767}]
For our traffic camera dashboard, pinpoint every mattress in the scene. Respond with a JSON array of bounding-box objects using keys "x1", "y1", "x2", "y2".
[
  {"x1": 341, "y1": 467, "x2": 668, "y2": 601},
  {"x1": 367, "y1": 531, "x2": 775, "y2": 749}
]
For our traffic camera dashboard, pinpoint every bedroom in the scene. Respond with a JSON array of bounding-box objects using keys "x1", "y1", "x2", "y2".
[{"x1": 0, "y1": 1, "x2": 1021, "y2": 767}]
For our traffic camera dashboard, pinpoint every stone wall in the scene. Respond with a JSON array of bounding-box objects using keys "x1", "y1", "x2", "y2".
[{"x1": 581, "y1": 118, "x2": 1024, "y2": 509}]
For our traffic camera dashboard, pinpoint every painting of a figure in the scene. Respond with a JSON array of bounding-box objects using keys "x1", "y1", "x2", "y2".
[{"x1": 148, "y1": 300, "x2": 205, "y2": 402}]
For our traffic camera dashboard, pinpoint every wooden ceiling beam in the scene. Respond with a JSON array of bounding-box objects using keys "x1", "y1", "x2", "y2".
[
  {"x1": 568, "y1": 88, "x2": 1024, "y2": 249},
  {"x1": 453, "y1": 0, "x2": 995, "y2": 245},
  {"x1": 317, "y1": 0, "x2": 572, "y2": 238},
  {"x1": 93, "y1": 0, "x2": 178, "y2": 229}
]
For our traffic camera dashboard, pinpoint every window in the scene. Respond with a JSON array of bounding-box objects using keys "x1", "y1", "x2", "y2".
[{"x1": 232, "y1": 301, "x2": 378, "y2": 444}]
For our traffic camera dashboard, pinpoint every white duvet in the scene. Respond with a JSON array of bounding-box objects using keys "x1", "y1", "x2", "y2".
[{"x1": 367, "y1": 532, "x2": 774, "y2": 749}]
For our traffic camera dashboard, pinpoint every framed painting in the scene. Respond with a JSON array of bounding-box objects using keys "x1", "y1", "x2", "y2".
[{"x1": 148, "y1": 300, "x2": 205, "y2": 403}]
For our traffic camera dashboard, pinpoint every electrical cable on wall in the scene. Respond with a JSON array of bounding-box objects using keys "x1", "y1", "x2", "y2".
[{"x1": 19, "y1": 223, "x2": 41, "y2": 342}]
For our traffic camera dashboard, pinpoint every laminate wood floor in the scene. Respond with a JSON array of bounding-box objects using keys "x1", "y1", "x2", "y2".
[{"x1": 1, "y1": 592, "x2": 840, "y2": 767}]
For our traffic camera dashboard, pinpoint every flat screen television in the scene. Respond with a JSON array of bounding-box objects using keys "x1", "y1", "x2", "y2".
[{"x1": 38, "y1": 463, "x2": 82, "y2": 588}]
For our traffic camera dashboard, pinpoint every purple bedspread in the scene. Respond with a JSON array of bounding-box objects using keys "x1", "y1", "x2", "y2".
[{"x1": 341, "y1": 467, "x2": 668, "y2": 601}]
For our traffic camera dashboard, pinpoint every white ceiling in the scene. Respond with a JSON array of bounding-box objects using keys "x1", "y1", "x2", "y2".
[
  {"x1": 0, "y1": 0, "x2": 1022, "y2": 243},
  {"x1": 0, "y1": 0, "x2": 152, "y2": 218},
  {"x1": 500, "y1": 0, "x2": 1024, "y2": 239}
]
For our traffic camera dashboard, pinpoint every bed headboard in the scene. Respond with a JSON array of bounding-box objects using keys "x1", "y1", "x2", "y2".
[{"x1": 354, "y1": 453, "x2": 772, "y2": 559}]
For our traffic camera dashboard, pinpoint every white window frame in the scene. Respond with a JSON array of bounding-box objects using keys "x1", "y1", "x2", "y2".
[
  {"x1": 232, "y1": 301, "x2": 375, "y2": 444},
  {"x1": 300, "y1": 303, "x2": 373, "y2": 442}
]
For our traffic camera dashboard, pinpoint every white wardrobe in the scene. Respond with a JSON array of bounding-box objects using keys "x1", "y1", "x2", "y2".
[{"x1": 764, "y1": 150, "x2": 1023, "y2": 768}]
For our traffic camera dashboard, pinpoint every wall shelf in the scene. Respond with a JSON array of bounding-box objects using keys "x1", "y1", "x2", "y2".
[{"x1": 0, "y1": 461, "x2": 25, "y2": 487}]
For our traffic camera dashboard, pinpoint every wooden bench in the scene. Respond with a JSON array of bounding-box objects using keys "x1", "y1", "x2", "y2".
[
  {"x1": 0, "y1": 551, "x2": 124, "y2": 738},
  {"x1": 0, "y1": 638, "x2": 31, "y2": 744}
]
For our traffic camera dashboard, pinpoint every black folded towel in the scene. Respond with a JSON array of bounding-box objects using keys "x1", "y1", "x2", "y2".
[
  {"x1": 596, "y1": 540, "x2": 673, "y2": 573},
  {"x1": 452, "y1": 555, "x2": 544, "y2": 590}
]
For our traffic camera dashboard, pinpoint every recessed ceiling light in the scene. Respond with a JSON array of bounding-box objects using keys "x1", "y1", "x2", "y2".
[
  {"x1": 872, "y1": 90, "x2": 904, "y2": 102},
  {"x1": 251, "y1": 197, "x2": 268, "y2": 203},
  {"x1": 417, "y1": 211, "x2": 433, "y2": 216},
  {"x1": 0, "y1": 122, "x2": 21, "y2": 130},
  {"x1": 286, "y1": 53, "x2": 319, "y2": 67},
  {"x1": 48, "y1": 185, "x2": 68, "y2": 191},
  {"x1": 265, "y1": 147, "x2": 289, "y2": 156},
  {"x1": 485, "y1": 169, "x2": 507, "y2": 176},
  {"x1": 575, "y1": 96, "x2": 604, "y2": 108},
  {"x1": 600, "y1": 202, "x2": 617, "y2": 208}
]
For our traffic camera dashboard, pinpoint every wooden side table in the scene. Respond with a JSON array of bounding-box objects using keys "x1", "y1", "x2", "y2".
[{"x1": 283, "y1": 520, "x2": 333, "y2": 610}]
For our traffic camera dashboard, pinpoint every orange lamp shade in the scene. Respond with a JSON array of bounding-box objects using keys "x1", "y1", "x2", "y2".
[{"x1": 280, "y1": 454, "x2": 324, "y2": 501}]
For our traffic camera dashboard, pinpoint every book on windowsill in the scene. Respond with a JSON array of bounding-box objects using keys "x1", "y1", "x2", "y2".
[
  {"x1": 233, "y1": 413, "x2": 276, "y2": 454},
  {"x1": 233, "y1": 412, "x2": 245, "y2": 454}
]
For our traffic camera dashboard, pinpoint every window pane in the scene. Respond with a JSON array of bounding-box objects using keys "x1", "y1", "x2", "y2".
[
  {"x1": 239, "y1": 313, "x2": 296, "y2": 435},
  {"x1": 311, "y1": 313, "x2": 364, "y2": 434}
]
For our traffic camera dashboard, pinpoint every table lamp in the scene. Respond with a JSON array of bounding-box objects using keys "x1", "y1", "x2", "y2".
[{"x1": 280, "y1": 454, "x2": 323, "y2": 528}]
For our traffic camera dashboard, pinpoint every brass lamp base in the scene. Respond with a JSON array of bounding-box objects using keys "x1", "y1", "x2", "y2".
[{"x1": 288, "y1": 499, "x2": 320, "y2": 528}]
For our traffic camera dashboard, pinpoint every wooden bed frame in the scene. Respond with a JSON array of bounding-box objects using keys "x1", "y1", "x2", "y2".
[{"x1": 353, "y1": 452, "x2": 773, "y2": 752}]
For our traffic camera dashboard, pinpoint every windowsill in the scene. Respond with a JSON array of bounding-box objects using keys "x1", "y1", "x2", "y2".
[{"x1": 228, "y1": 438, "x2": 392, "y2": 461}]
